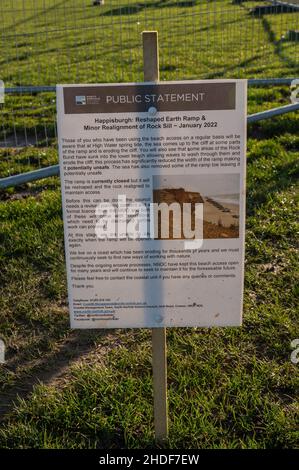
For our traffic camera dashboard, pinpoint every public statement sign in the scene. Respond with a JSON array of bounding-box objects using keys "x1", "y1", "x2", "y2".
[{"x1": 57, "y1": 80, "x2": 247, "y2": 328}]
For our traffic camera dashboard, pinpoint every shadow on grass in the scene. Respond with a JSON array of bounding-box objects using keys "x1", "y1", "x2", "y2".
[
  {"x1": 205, "y1": 55, "x2": 260, "y2": 79},
  {"x1": 261, "y1": 17, "x2": 299, "y2": 72},
  {"x1": 101, "y1": 0, "x2": 197, "y2": 16},
  {"x1": 0, "y1": 127, "x2": 56, "y2": 148},
  {"x1": 0, "y1": 180, "x2": 60, "y2": 201},
  {"x1": 249, "y1": 115, "x2": 299, "y2": 140},
  {"x1": 0, "y1": 38, "x2": 97, "y2": 67},
  {"x1": 0, "y1": 330, "x2": 107, "y2": 423},
  {"x1": 1, "y1": 0, "x2": 69, "y2": 35}
]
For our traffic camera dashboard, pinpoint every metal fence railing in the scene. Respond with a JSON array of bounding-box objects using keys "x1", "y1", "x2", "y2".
[{"x1": 0, "y1": 0, "x2": 298, "y2": 182}]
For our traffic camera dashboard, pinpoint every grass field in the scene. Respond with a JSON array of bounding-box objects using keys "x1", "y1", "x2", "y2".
[
  {"x1": 0, "y1": 0, "x2": 299, "y2": 149},
  {"x1": 0, "y1": 0, "x2": 298, "y2": 449}
]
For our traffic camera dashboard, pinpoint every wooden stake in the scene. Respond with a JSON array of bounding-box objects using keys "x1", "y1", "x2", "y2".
[
  {"x1": 142, "y1": 31, "x2": 168, "y2": 446},
  {"x1": 142, "y1": 31, "x2": 160, "y2": 82},
  {"x1": 151, "y1": 327, "x2": 168, "y2": 445}
]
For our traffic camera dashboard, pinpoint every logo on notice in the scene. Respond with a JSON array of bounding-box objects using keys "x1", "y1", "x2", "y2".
[
  {"x1": 75, "y1": 96, "x2": 86, "y2": 106},
  {"x1": 75, "y1": 95, "x2": 101, "y2": 106}
]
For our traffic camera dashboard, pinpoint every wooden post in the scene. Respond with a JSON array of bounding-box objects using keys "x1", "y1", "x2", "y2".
[
  {"x1": 151, "y1": 327, "x2": 168, "y2": 445},
  {"x1": 142, "y1": 31, "x2": 168, "y2": 446},
  {"x1": 143, "y1": 31, "x2": 160, "y2": 82}
]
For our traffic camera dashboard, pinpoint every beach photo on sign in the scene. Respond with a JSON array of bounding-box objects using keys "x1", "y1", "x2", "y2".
[{"x1": 153, "y1": 174, "x2": 240, "y2": 239}]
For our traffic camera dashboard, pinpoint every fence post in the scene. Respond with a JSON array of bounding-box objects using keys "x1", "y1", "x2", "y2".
[{"x1": 142, "y1": 31, "x2": 168, "y2": 446}]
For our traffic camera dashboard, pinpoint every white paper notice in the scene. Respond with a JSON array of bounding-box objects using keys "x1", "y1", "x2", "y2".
[{"x1": 57, "y1": 80, "x2": 247, "y2": 328}]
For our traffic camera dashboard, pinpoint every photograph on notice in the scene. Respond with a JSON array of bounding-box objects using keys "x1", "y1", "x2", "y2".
[{"x1": 153, "y1": 173, "x2": 240, "y2": 239}]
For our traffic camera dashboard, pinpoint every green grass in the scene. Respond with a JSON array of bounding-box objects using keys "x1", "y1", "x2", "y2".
[
  {"x1": 0, "y1": 0, "x2": 299, "y2": 146},
  {"x1": 0, "y1": 0, "x2": 298, "y2": 450},
  {"x1": 1, "y1": 0, "x2": 298, "y2": 87}
]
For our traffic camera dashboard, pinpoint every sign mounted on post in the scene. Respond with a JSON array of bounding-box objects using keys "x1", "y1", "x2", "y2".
[{"x1": 57, "y1": 79, "x2": 247, "y2": 329}]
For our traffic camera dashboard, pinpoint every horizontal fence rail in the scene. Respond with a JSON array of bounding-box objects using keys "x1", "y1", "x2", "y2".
[{"x1": 4, "y1": 78, "x2": 299, "y2": 95}]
